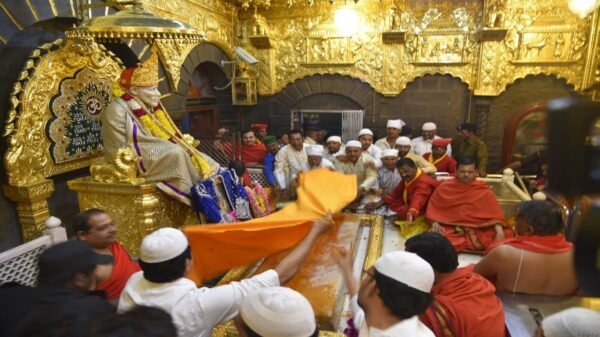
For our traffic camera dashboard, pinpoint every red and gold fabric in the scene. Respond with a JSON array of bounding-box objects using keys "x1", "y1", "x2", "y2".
[
  {"x1": 424, "y1": 152, "x2": 457, "y2": 174},
  {"x1": 383, "y1": 169, "x2": 439, "y2": 219}
]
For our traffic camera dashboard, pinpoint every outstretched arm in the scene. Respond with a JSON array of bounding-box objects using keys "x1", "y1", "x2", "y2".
[{"x1": 275, "y1": 213, "x2": 334, "y2": 284}]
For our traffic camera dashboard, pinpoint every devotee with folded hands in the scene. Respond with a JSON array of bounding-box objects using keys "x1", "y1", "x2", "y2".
[
  {"x1": 118, "y1": 214, "x2": 334, "y2": 337},
  {"x1": 474, "y1": 200, "x2": 577, "y2": 295},
  {"x1": 406, "y1": 232, "x2": 506, "y2": 337}
]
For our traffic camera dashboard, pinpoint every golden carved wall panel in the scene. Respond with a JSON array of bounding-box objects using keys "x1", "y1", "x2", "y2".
[
  {"x1": 155, "y1": 39, "x2": 203, "y2": 89},
  {"x1": 232, "y1": 0, "x2": 595, "y2": 97},
  {"x1": 3, "y1": 38, "x2": 122, "y2": 187}
]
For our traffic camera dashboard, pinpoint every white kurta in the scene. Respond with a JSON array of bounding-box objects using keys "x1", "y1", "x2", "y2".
[
  {"x1": 309, "y1": 157, "x2": 335, "y2": 170},
  {"x1": 324, "y1": 145, "x2": 344, "y2": 163},
  {"x1": 375, "y1": 137, "x2": 397, "y2": 151},
  {"x1": 411, "y1": 135, "x2": 452, "y2": 156},
  {"x1": 350, "y1": 295, "x2": 435, "y2": 337},
  {"x1": 274, "y1": 144, "x2": 309, "y2": 189},
  {"x1": 334, "y1": 153, "x2": 378, "y2": 191},
  {"x1": 366, "y1": 144, "x2": 382, "y2": 168},
  {"x1": 118, "y1": 270, "x2": 279, "y2": 337},
  {"x1": 377, "y1": 167, "x2": 402, "y2": 195}
]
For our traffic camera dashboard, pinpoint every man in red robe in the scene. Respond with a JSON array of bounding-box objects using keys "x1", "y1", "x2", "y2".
[
  {"x1": 474, "y1": 200, "x2": 577, "y2": 295},
  {"x1": 251, "y1": 123, "x2": 268, "y2": 143},
  {"x1": 240, "y1": 130, "x2": 267, "y2": 166},
  {"x1": 406, "y1": 232, "x2": 506, "y2": 337},
  {"x1": 73, "y1": 209, "x2": 140, "y2": 301},
  {"x1": 423, "y1": 138, "x2": 457, "y2": 174},
  {"x1": 426, "y1": 158, "x2": 512, "y2": 252},
  {"x1": 367, "y1": 157, "x2": 439, "y2": 223}
]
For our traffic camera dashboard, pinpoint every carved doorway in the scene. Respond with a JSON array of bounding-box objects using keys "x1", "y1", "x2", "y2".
[{"x1": 501, "y1": 102, "x2": 548, "y2": 168}]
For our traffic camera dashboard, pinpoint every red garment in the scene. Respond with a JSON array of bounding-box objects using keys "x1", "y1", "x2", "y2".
[
  {"x1": 424, "y1": 153, "x2": 457, "y2": 174},
  {"x1": 96, "y1": 242, "x2": 140, "y2": 300},
  {"x1": 420, "y1": 266, "x2": 506, "y2": 337},
  {"x1": 242, "y1": 171, "x2": 252, "y2": 186},
  {"x1": 241, "y1": 143, "x2": 267, "y2": 165},
  {"x1": 383, "y1": 170, "x2": 439, "y2": 219},
  {"x1": 486, "y1": 233, "x2": 573, "y2": 255},
  {"x1": 426, "y1": 178, "x2": 512, "y2": 252}
]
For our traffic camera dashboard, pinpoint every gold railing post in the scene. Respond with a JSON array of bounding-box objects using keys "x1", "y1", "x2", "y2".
[{"x1": 2, "y1": 179, "x2": 55, "y2": 242}]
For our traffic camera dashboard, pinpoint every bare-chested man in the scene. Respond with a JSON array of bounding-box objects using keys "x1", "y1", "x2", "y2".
[{"x1": 474, "y1": 200, "x2": 577, "y2": 295}]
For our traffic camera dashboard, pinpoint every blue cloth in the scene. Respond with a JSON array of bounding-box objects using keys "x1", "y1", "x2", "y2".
[
  {"x1": 191, "y1": 180, "x2": 222, "y2": 223},
  {"x1": 263, "y1": 153, "x2": 276, "y2": 186}
]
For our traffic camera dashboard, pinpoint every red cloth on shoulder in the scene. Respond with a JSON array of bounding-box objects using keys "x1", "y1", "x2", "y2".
[
  {"x1": 241, "y1": 143, "x2": 267, "y2": 165},
  {"x1": 420, "y1": 266, "x2": 506, "y2": 337},
  {"x1": 383, "y1": 172, "x2": 439, "y2": 219},
  {"x1": 96, "y1": 242, "x2": 140, "y2": 300},
  {"x1": 423, "y1": 153, "x2": 457, "y2": 174},
  {"x1": 486, "y1": 233, "x2": 573, "y2": 255},
  {"x1": 426, "y1": 178, "x2": 505, "y2": 227}
]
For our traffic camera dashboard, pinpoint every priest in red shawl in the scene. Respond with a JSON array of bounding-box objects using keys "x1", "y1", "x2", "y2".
[
  {"x1": 423, "y1": 138, "x2": 457, "y2": 174},
  {"x1": 366, "y1": 157, "x2": 439, "y2": 223},
  {"x1": 240, "y1": 129, "x2": 267, "y2": 165},
  {"x1": 426, "y1": 157, "x2": 513, "y2": 252},
  {"x1": 73, "y1": 209, "x2": 140, "y2": 301},
  {"x1": 474, "y1": 200, "x2": 577, "y2": 295},
  {"x1": 406, "y1": 233, "x2": 506, "y2": 337}
]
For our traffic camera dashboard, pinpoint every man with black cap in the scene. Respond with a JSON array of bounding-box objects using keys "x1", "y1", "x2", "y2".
[
  {"x1": 454, "y1": 122, "x2": 488, "y2": 177},
  {"x1": 0, "y1": 241, "x2": 114, "y2": 337}
]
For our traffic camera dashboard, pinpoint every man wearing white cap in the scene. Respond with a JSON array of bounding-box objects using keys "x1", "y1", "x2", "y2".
[
  {"x1": 375, "y1": 119, "x2": 405, "y2": 150},
  {"x1": 324, "y1": 136, "x2": 344, "y2": 163},
  {"x1": 118, "y1": 215, "x2": 333, "y2": 337},
  {"x1": 358, "y1": 128, "x2": 382, "y2": 168},
  {"x1": 411, "y1": 122, "x2": 452, "y2": 156},
  {"x1": 306, "y1": 144, "x2": 334, "y2": 170},
  {"x1": 335, "y1": 140, "x2": 378, "y2": 193},
  {"x1": 536, "y1": 307, "x2": 600, "y2": 337},
  {"x1": 275, "y1": 129, "x2": 309, "y2": 196},
  {"x1": 396, "y1": 137, "x2": 437, "y2": 174},
  {"x1": 235, "y1": 287, "x2": 318, "y2": 337},
  {"x1": 338, "y1": 250, "x2": 435, "y2": 337},
  {"x1": 377, "y1": 149, "x2": 401, "y2": 196}
]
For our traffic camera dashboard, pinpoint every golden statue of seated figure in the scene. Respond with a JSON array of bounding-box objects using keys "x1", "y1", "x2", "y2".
[{"x1": 102, "y1": 49, "x2": 220, "y2": 206}]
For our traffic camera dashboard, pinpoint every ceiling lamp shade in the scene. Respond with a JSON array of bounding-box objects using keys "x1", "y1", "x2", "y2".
[
  {"x1": 567, "y1": 0, "x2": 600, "y2": 19},
  {"x1": 66, "y1": 0, "x2": 203, "y2": 42}
]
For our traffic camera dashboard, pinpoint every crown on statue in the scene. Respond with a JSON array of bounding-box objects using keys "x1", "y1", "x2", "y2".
[{"x1": 120, "y1": 50, "x2": 159, "y2": 88}]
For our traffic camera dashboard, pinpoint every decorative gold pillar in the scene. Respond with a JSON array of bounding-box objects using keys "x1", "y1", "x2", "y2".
[
  {"x1": 2, "y1": 179, "x2": 55, "y2": 242},
  {"x1": 67, "y1": 177, "x2": 198, "y2": 256}
]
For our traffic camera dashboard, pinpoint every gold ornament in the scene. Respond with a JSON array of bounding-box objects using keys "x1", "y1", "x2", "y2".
[{"x1": 131, "y1": 50, "x2": 160, "y2": 88}]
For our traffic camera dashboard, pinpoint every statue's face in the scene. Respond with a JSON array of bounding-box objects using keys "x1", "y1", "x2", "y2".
[{"x1": 131, "y1": 86, "x2": 160, "y2": 108}]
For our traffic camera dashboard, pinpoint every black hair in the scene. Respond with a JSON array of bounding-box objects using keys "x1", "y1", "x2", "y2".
[
  {"x1": 86, "y1": 306, "x2": 177, "y2": 337},
  {"x1": 405, "y1": 232, "x2": 458, "y2": 273},
  {"x1": 228, "y1": 160, "x2": 247, "y2": 179},
  {"x1": 38, "y1": 261, "x2": 96, "y2": 287},
  {"x1": 139, "y1": 246, "x2": 192, "y2": 283},
  {"x1": 72, "y1": 208, "x2": 106, "y2": 234},
  {"x1": 396, "y1": 157, "x2": 417, "y2": 169},
  {"x1": 457, "y1": 156, "x2": 477, "y2": 168},
  {"x1": 374, "y1": 269, "x2": 432, "y2": 318},
  {"x1": 400, "y1": 125, "x2": 413, "y2": 137},
  {"x1": 289, "y1": 129, "x2": 304, "y2": 138},
  {"x1": 242, "y1": 321, "x2": 319, "y2": 337},
  {"x1": 242, "y1": 129, "x2": 255, "y2": 136},
  {"x1": 516, "y1": 200, "x2": 564, "y2": 235}
]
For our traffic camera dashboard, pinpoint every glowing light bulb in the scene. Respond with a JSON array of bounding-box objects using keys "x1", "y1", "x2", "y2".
[
  {"x1": 567, "y1": 0, "x2": 600, "y2": 18},
  {"x1": 334, "y1": 7, "x2": 359, "y2": 35}
]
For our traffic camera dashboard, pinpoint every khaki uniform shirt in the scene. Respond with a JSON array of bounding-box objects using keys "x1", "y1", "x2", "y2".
[{"x1": 454, "y1": 137, "x2": 488, "y2": 175}]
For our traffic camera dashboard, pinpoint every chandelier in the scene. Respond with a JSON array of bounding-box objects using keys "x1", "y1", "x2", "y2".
[{"x1": 239, "y1": 0, "x2": 359, "y2": 10}]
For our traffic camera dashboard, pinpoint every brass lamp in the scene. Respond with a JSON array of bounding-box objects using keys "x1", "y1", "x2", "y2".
[{"x1": 232, "y1": 63, "x2": 258, "y2": 106}]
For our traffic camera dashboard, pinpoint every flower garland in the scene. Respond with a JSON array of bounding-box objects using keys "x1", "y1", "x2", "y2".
[
  {"x1": 117, "y1": 88, "x2": 213, "y2": 179},
  {"x1": 245, "y1": 182, "x2": 270, "y2": 218}
]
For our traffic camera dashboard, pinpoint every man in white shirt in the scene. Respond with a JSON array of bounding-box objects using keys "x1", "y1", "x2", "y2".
[
  {"x1": 396, "y1": 137, "x2": 437, "y2": 174},
  {"x1": 307, "y1": 144, "x2": 335, "y2": 170},
  {"x1": 118, "y1": 215, "x2": 333, "y2": 337},
  {"x1": 324, "y1": 136, "x2": 344, "y2": 163},
  {"x1": 411, "y1": 122, "x2": 452, "y2": 156},
  {"x1": 335, "y1": 140, "x2": 378, "y2": 193},
  {"x1": 358, "y1": 128, "x2": 382, "y2": 168},
  {"x1": 375, "y1": 119, "x2": 405, "y2": 150},
  {"x1": 274, "y1": 130, "x2": 309, "y2": 195},
  {"x1": 235, "y1": 287, "x2": 318, "y2": 337},
  {"x1": 338, "y1": 250, "x2": 435, "y2": 337},
  {"x1": 377, "y1": 149, "x2": 401, "y2": 196}
]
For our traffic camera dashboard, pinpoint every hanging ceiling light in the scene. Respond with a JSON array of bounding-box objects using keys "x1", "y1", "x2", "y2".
[
  {"x1": 334, "y1": 5, "x2": 359, "y2": 35},
  {"x1": 66, "y1": 0, "x2": 203, "y2": 42},
  {"x1": 567, "y1": 0, "x2": 600, "y2": 19}
]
